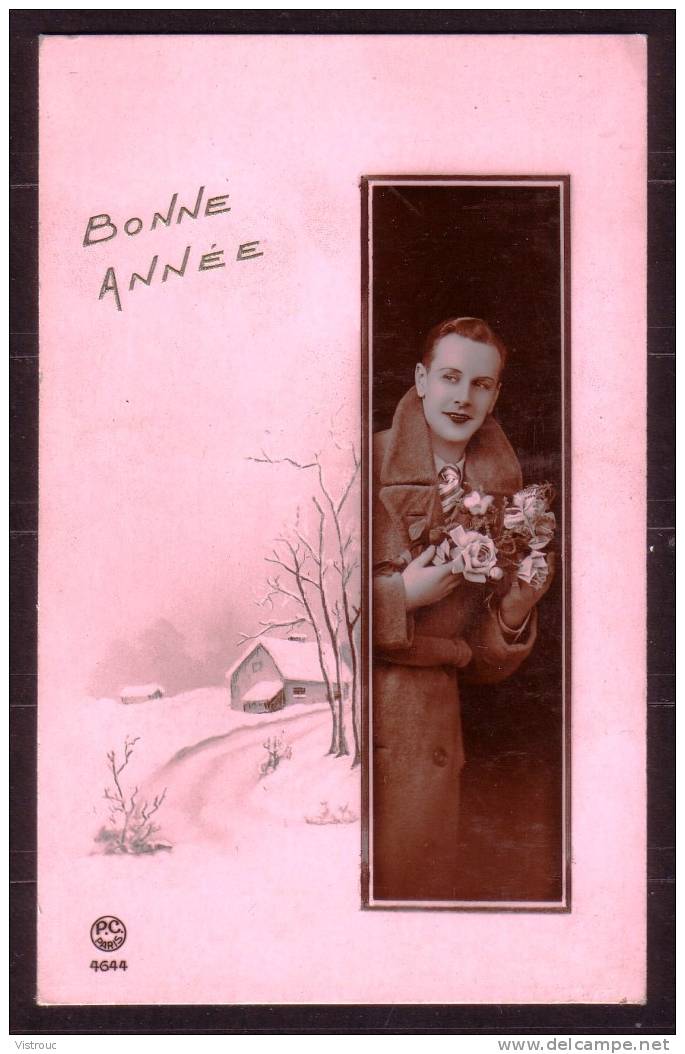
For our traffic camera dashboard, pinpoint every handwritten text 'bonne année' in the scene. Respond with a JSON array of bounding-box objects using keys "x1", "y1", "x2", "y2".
[{"x1": 82, "y1": 185, "x2": 263, "y2": 312}]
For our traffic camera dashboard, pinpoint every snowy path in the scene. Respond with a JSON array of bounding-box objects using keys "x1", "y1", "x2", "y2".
[
  {"x1": 148, "y1": 704, "x2": 342, "y2": 847},
  {"x1": 43, "y1": 695, "x2": 363, "y2": 1006}
]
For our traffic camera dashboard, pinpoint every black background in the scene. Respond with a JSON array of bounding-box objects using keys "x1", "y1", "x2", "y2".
[
  {"x1": 11, "y1": 7, "x2": 673, "y2": 1037},
  {"x1": 371, "y1": 181, "x2": 564, "y2": 901},
  {"x1": 372, "y1": 182, "x2": 563, "y2": 482}
]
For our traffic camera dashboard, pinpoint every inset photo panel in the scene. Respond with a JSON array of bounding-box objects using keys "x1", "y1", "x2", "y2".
[{"x1": 363, "y1": 177, "x2": 570, "y2": 910}]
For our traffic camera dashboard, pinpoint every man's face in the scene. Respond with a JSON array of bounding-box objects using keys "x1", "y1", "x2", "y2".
[{"x1": 415, "y1": 333, "x2": 501, "y2": 457}]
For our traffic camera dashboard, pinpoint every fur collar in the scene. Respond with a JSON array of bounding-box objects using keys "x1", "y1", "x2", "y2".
[
  {"x1": 380, "y1": 387, "x2": 522, "y2": 494},
  {"x1": 378, "y1": 388, "x2": 522, "y2": 540}
]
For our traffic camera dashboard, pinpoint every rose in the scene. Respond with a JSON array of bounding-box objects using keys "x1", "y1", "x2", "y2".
[
  {"x1": 503, "y1": 486, "x2": 555, "y2": 550},
  {"x1": 433, "y1": 526, "x2": 503, "y2": 582},
  {"x1": 432, "y1": 538, "x2": 453, "y2": 565},
  {"x1": 503, "y1": 509, "x2": 529, "y2": 532},
  {"x1": 528, "y1": 510, "x2": 556, "y2": 550},
  {"x1": 463, "y1": 490, "x2": 494, "y2": 517},
  {"x1": 446, "y1": 524, "x2": 501, "y2": 584},
  {"x1": 503, "y1": 485, "x2": 547, "y2": 530},
  {"x1": 517, "y1": 550, "x2": 549, "y2": 589}
]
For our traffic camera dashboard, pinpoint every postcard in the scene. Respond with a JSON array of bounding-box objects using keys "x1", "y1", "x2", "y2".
[{"x1": 36, "y1": 33, "x2": 647, "y2": 1004}]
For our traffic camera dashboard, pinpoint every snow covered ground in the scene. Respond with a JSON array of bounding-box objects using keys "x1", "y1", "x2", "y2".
[
  {"x1": 38, "y1": 684, "x2": 610, "y2": 1006},
  {"x1": 74, "y1": 685, "x2": 360, "y2": 856},
  {"x1": 39, "y1": 684, "x2": 366, "y2": 1004}
]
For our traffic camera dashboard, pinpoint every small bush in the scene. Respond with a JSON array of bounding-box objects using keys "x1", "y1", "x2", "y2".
[
  {"x1": 96, "y1": 736, "x2": 172, "y2": 854},
  {"x1": 305, "y1": 801, "x2": 358, "y2": 825},
  {"x1": 259, "y1": 733, "x2": 292, "y2": 778}
]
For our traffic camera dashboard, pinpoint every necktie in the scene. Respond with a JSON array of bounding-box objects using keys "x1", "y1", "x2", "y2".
[{"x1": 438, "y1": 463, "x2": 463, "y2": 519}]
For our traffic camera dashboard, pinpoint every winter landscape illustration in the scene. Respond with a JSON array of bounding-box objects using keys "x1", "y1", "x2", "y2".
[{"x1": 79, "y1": 436, "x2": 362, "y2": 882}]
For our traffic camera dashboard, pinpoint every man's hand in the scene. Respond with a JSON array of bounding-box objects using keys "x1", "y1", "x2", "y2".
[
  {"x1": 401, "y1": 546, "x2": 463, "y2": 612},
  {"x1": 499, "y1": 552, "x2": 556, "y2": 630}
]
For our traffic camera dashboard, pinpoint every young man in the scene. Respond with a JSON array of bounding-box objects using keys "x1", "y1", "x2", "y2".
[{"x1": 372, "y1": 317, "x2": 554, "y2": 901}]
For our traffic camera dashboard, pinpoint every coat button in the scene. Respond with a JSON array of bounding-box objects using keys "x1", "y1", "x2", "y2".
[{"x1": 432, "y1": 747, "x2": 448, "y2": 767}]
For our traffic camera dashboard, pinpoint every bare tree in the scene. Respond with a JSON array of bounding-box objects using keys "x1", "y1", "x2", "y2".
[
  {"x1": 238, "y1": 534, "x2": 342, "y2": 755},
  {"x1": 97, "y1": 736, "x2": 170, "y2": 854},
  {"x1": 297, "y1": 499, "x2": 348, "y2": 756},
  {"x1": 246, "y1": 441, "x2": 362, "y2": 766},
  {"x1": 313, "y1": 447, "x2": 362, "y2": 766}
]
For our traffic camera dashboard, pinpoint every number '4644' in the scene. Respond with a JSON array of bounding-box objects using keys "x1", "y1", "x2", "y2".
[{"x1": 90, "y1": 960, "x2": 127, "y2": 972}]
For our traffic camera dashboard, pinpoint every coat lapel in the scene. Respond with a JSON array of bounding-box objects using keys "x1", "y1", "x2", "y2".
[
  {"x1": 379, "y1": 388, "x2": 437, "y2": 540},
  {"x1": 380, "y1": 483, "x2": 438, "y2": 543},
  {"x1": 462, "y1": 415, "x2": 523, "y2": 496},
  {"x1": 378, "y1": 388, "x2": 523, "y2": 543}
]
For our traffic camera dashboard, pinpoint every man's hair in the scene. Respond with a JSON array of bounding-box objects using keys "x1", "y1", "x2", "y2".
[{"x1": 421, "y1": 317, "x2": 508, "y2": 371}]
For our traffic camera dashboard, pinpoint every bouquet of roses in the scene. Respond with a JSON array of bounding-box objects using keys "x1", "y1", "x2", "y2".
[{"x1": 430, "y1": 482, "x2": 556, "y2": 589}]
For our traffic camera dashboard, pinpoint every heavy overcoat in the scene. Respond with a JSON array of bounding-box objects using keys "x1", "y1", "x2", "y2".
[{"x1": 372, "y1": 388, "x2": 537, "y2": 900}]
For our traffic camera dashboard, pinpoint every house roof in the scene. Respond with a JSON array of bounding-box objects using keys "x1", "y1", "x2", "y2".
[
  {"x1": 119, "y1": 683, "x2": 164, "y2": 697},
  {"x1": 242, "y1": 680, "x2": 283, "y2": 703},
  {"x1": 225, "y1": 637, "x2": 350, "y2": 684}
]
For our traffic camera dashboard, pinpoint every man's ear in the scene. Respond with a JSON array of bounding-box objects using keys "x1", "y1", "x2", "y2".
[
  {"x1": 415, "y1": 362, "x2": 427, "y2": 397},
  {"x1": 488, "y1": 383, "x2": 501, "y2": 414}
]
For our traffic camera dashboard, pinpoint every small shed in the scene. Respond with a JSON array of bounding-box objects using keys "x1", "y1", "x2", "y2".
[
  {"x1": 225, "y1": 636, "x2": 348, "y2": 713},
  {"x1": 241, "y1": 680, "x2": 285, "y2": 714},
  {"x1": 119, "y1": 683, "x2": 165, "y2": 705}
]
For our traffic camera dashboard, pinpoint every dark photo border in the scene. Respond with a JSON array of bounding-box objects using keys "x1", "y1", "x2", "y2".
[
  {"x1": 361, "y1": 176, "x2": 570, "y2": 912},
  {"x1": 10, "y1": 8, "x2": 674, "y2": 1036}
]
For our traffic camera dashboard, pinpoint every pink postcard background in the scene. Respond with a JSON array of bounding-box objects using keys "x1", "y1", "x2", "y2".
[{"x1": 37, "y1": 35, "x2": 647, "y2": 1004}]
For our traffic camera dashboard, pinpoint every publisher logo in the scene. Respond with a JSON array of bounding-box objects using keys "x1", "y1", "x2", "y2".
[{"x1": 90, "y1": 915, "x2": 127, "y2": 952}]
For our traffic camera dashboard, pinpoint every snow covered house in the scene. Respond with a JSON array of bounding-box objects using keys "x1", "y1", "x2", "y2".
[
  {"x1": 119, "y1": 683, "x2": 165, "y2": 705},
  {"x1": 226, "y1": 636, "x2": 348, "y2": 714}
]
